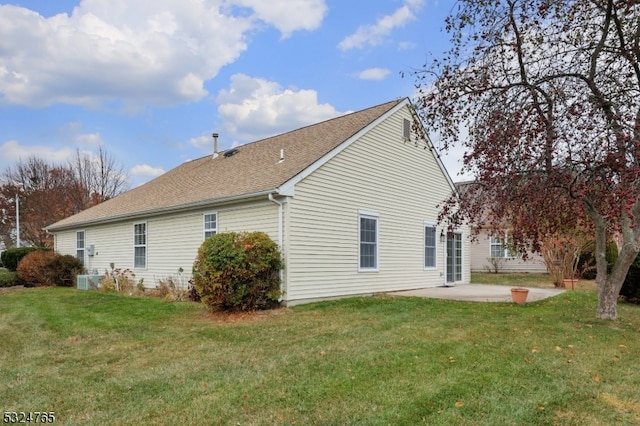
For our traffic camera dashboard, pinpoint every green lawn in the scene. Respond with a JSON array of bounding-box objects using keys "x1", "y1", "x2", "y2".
[
  {"x1": 1, "y1": 287, "x2": 639, "y2": 425},
  {"x1": 472, "y1": 272, "x2": 597, "y2": 291}
]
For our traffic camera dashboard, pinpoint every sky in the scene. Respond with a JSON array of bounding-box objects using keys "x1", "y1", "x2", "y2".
[{"x1": 0, "y1": 0, "x2": 467, "y2": 188}]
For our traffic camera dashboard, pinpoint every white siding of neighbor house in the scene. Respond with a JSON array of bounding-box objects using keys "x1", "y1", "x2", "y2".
[
  {"x1": 469, "y1": 230, "x2": 548, "y2": 274},
  {"x1": 54, "y1": 200, "x2": 279, "y2": 287},
  {"x1": 284, "y1": 106, "x2": 470, "y2": 304}
]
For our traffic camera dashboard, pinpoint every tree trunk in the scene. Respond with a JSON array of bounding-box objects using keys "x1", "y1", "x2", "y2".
[
  {"x1": 594, "y1": 228, "x2": 639, "y2": 320},
  {"x1": 596, "y1": 277, "x2": 622, "y2": 319},
  {"x1": 586, "y1": 202, "x2": 639, "y2": 319}
]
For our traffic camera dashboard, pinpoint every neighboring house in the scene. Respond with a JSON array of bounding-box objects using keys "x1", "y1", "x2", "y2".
[
  {"x1": 469, "y1": 230, "x2": 548, "y2": 273},
  {"x1": 46, "y1": 98, "x2": 470, "y2": 305},
  {"x1": 455, "y1": 181, "x2": 548, "y2": 274}
]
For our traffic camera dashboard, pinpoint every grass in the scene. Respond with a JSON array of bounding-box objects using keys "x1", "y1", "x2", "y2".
[
  {"x1": 472, "y1": 272, "x2": 597, "y2": 291},
  {"x1": 1, "y1": 287, "x2": 639, "y2": 425}
]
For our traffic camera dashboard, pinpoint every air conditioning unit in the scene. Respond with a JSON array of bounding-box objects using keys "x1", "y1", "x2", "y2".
[{"x1": 77, "y1": 274, "x2": 102, "y2": 290}]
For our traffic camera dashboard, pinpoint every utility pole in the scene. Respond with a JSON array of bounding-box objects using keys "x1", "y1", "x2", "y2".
[{"x1": 15, "y1": 191, "x2": 20, "y2": 248}]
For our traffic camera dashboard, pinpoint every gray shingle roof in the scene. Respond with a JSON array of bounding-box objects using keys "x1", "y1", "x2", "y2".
[{"x1": 47, "y1": 98, "x2": 405, "y2": 231}]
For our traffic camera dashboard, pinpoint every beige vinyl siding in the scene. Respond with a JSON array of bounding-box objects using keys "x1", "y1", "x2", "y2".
[
  {"x1": 54, "y1": 230, "x2": 77, "y2": 256},
  {"x1": 286, "y1": 106, "x2": 469, "y2": 303},
  {"x1": 54, "y1": 222, "x2": 135, "y2": 277},
  {"x1": 217, "y1": 201, "x2": 279, "y2": 237},
  {"x1": 53, "y1": 200, "x2": 279, "y2": 287},
  {"x1": 470, "y1": 230, "x2": 548, "y2": 273}
]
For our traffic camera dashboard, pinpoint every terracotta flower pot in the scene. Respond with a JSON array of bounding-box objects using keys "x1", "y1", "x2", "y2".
[
  {"x1": 563, "y1": 278, "x2": 576, "y2": 290},
  {"x1": 511, "y1": 287, "x2": 529, "y2": 304}
]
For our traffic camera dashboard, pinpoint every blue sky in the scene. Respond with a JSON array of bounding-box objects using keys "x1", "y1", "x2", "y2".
[{"x1": 0, "y1": 0, "x2": 465, "y2": 187}]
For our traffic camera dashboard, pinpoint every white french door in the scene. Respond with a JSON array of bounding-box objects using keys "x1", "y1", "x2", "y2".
[{"x1": 446, "y1": 233, "x2": 462, "y2": 284}]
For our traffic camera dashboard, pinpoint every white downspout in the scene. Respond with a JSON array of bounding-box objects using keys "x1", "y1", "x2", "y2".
[
  {"x1": 443, "y1": 228, "x2": 448, "y2": 287},
  {"x1": 268, "y1": 193, "x2": 285, "y2": 298}
]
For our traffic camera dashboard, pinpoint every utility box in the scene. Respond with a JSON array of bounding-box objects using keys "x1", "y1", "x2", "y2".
[{"x1": 77, "y1": 274, "x2": 102, "y2": 290}]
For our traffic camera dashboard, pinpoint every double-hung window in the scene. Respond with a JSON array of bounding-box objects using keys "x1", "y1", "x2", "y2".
[
  {"x1": 134, "y1": 223, "x2": 147, "y2": 268},
  {"x1": 490, "y1": 233, "x2": 516, "y2": 258},
  {"x1": 76, "y1": 231, "x2": 85, "y2": 265},
  {"x1": 204, "y1": 213, "x2": 217, "y2": 239},
  {"x1": 424, "y1": 224, "x2": 436, "y2": 268},
  {"x1": 359, "y1": 211, "x2": 378, "y2": 271}
]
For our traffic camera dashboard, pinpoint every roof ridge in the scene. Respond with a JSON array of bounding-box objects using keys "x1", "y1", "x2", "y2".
[{"x1": 190, "y1": 98, "x2": 406, "y2": 162}]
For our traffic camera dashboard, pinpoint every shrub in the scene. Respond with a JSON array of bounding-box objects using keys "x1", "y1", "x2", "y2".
[
  {"x1": 46, "y1": 255, "x2": 85, "y2": 287},
  {"x1": 1, "y1": 247, "x2": 43, "y2": 271},
  {"x1": 154, "y1": 275, "x2": 190, "y2": 302},
  {"x1": 16, "y1": 252, "x2": 86, "y2": 288},
  {"x1": 192, "y1": 231, "x2": 282, "y2": 312},
  {"x1": 578, "y1": 240, "x2": 618, "y2": 280},
  {"x1": 0, "y1": 269, "x2": 19, "y2": 287},
  {"x1": 99, "y1": 268, "x2": 138, "y2": 294},
  {"x1": 621, "y1": 253, "x2": 640, "y2": 301},
  {"x1": 17, "y1": 250, "x2": 57, "y2": 287}
]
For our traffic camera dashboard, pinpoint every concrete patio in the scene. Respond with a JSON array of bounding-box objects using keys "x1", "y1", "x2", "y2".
[{"x1": 389, "y1": 283, "x2": 565, "y2": 303}]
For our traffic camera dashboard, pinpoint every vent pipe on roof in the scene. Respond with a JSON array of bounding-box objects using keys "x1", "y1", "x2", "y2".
[
  {"x1": 212, "y1": 133, "x2": 219, "y2": 159},
  {"x1": 279, "y1": 148, "x2": 284, "y2": 163}
]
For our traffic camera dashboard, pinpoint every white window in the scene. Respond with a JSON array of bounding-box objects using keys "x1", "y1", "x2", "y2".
[
  {"x1": 359, "y1": 212, "x2": 378, "y2": 271},
  {"x1": 424, "y1": 224, "x2": 437, "y2": 268},
  {"x1": 76, "y1": 231, "x2": 85, "y2": 265},
  {"x1": 134, "y1": 222, "x2": 147, "y2": 269},
  {"x1": 204, "y1": 213, "x2": 217, "y2": 239},
  {"x1": 490, "y1": 234, "x2": 517, "y2": 258}
]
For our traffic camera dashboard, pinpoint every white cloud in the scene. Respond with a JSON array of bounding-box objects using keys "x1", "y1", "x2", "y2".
[
  {"x1": 74, "y1": 133, "x2": 104, "y2": 148},
  {"x1": 231, "y1": 0, "x2": 327, "y2": 38},
  {"x1": 0, "y1": 140, "x2": 76, "y2": 164},
  {"x1": 216, "y1": 73, "x2": 345, "y2": 141},
  {"x1": 338, "y1": 0, "x2": 424, "y2": 51},
  {"x1": 189, "y1": 135, "x2": 212, "y2": 150},
  {"x1": 398, "y1": 41, "x2": 416, "y2": 51},
  {"x1": 0, "y1": 1, "x2": 327, "y2": 109},
  {"x1": 130, "y1": 164, "x2": 165, "y2": 177},
  {"x1": 357, "y1": 68, "x2": 391, "y2": 81}
]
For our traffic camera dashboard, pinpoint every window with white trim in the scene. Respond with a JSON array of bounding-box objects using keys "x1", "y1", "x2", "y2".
[
  {"x1": 134, "y1": 222, "x2": 147, "y2": 268},
  {"x1": 76, "y1": 231, "x2": 85, "y2": 265},
  {"x1": 359, "y1": 212, "x2": 378, "y2": 271},
  {"x1": 204, "y1": 213, "x2": 217, "y2": 239},
  {"x1": 424, "y1": 224, "x2": 436, "y2": 268},
  {"x1": 490, "y1": 234, "x2": 517, "y2": 258}
]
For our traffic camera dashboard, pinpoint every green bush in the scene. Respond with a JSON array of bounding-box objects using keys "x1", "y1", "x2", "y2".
[
  {"x1": 0, "y1": 269, "x2": 19, "y2": 287},
  {"x1": 191, "y1": 231, "x2": 282, "y2": 312},
  {"x1": 621, "y1": 252, "x2": 640, "y2": 301},
  {"x1": 1, "y1": 247, "x2": 43, "y2": 271}
]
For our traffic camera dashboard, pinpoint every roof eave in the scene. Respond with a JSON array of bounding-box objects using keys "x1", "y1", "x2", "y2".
[{"x1": 46, "y1": 189, "x2": 279, "y2": 232}]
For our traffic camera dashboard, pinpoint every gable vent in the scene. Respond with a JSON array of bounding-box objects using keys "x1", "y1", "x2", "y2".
[{"x1": 403, "y1": 118, "x2": 411, "y2": 140}]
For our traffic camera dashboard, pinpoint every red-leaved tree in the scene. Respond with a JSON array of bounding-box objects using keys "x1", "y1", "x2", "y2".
[{"x1": 415, "y1": 0, "x2": 640, "y2": 319}]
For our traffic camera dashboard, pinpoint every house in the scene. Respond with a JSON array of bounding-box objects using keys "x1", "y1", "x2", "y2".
[
  {"x1": 46, "y1": 98, "x2": 470, "y2": 305},
  {"x1": 455, "y1": 181, "x2": 548, "y2": 274}
]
